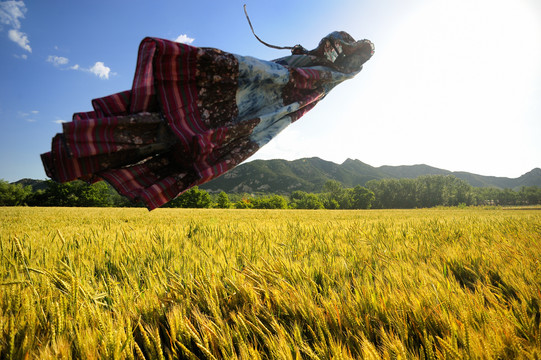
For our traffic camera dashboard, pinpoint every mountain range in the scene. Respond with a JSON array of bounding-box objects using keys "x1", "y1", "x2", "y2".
[
  {"x1": 199, "y1": 157, "x2": 541, "y2": 194},
  {"x1": 14, "y1": 158, "x2": 541, "y2": 194}
]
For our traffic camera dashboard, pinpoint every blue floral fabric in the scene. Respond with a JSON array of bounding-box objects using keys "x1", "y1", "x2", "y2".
[{"x1": 42, "y1": 31, "x2": 374, "y2": 209}]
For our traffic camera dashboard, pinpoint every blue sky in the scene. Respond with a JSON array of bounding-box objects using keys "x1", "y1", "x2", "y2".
[{"x1": 1, "y1": 0, "x2": 540, "y2": 183}]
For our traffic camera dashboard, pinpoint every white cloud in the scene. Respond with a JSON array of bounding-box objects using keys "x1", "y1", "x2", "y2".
[
  {"x1": 1, "y1": 1, "x2": 31, "y2": 53},
  {"x1": 49, "y1": 59, "x2": 115, "y2": 79},
  {"x1": 47, "y1": 55, "x2": 69, "y2": 66},
  {"x1": 53, "y1": 119, "x2": 67, "y2": 124},
  {"x1": 8, "y1": 28, "x2": 31, "y2": 52},
  {"x1": 13, "y1": 53, "x2": 27, "y2": 59},
  {"x1": 18, "y1": 109, "x2": 37, "y2": 122},
  {"x1": 88, "y1": 61, "x2": 111, "y2": 79},
  {"x1": 174, "y1": 34, "x2": 194, "y2": 44},
  {"x1": 0, "y1": 0, "x2": 26, "y2": 29}
]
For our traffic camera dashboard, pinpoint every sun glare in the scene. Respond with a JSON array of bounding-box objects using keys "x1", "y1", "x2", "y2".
[{"x1": 339, "y1": 0, "x2": 541, "y2": 175}]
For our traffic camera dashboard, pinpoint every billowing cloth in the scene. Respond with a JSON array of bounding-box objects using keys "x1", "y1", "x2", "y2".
[{"x1": 41, "y1": 31, "x2": 374, "y2": 209}]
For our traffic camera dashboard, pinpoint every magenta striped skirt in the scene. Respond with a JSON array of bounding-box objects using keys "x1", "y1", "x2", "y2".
[{"x1": 42, "y1": 34, "x2": 373, "y2": 209}]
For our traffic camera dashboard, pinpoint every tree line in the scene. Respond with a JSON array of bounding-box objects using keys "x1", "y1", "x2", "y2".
[
  {"x1": 364, "y1": 175, "x2": 541, "y2": 208},
  {"x1": 1, "y1": 175, "x2": 540, "y2": 209}
]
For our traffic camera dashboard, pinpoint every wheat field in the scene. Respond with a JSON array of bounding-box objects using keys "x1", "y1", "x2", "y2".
[{"x1": 1, "y1": 207, "x2": 540, "y2": 359}]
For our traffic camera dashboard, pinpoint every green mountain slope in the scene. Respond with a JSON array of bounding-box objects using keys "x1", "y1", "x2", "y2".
[
  {"x1": 12, "y1": 159, "x2": 541, "y2": 194},
  {"x1": 200, "y1": 158, "x2": 541, "y2": 193}
]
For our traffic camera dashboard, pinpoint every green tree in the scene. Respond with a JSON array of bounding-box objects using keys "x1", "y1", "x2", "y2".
[
  {"x1": 496, "y1": 188, "x2": 518, "y2": 205},
  {"x1": 29, "y1": 180, "x2": 111, "y2": 207},
  {"x1": 366, "y1": 179, "x2": 400, "y2": 209},
  {"x1": 351, "y1": 186, "x2": 375, "y2": 209},
  {"x1": 519, "y1": 186, "x2": 541, "y2": 205},
  {"x1": 416, "y1": 176, "x2": 444, "y2": 207},
  {"x1": 234, "y1": 197, "x2": 254, "y2": 209},
  {"x1": 324, "y1": 180, "x2": 343, "y2": 198},
  {"x1": 252, "y1": 195, "x2": 288, "y2": 209},
  {"x1": 367, "y1": 175, "x2": 475, "y2": 209},
  {"x1": 322, "y1": 180, "x2": 347, "y2": 209},
  {"x1": 300, "y1": 193, "x2": 324, "y2": 209},
  {"x1": 289, "y1": 191, "x2": 305, "y2": 208},
  {"x1": 167, "y1": 186, "x2": 211, "y2": 208},
  {"x1": 289, "y1": 191, "x2": 324, "y2": 209},
  {"x1": 472, "y1": 186, "x2": 524, "y2": 206},
  {"x1": 439, "y1": 176, "x2": 474, "y2": 206},
  {"x1": 0, "y1": 180, "x2": 32, "y2": 206},
  {"x1": 78, "y1": 181, "x2": 111, "y2": 207},
  {"x1": 269, "y1": 195, "x2": 288, "y2": 209},
  {"x1": 472, "y1": 187, "x2": 500, "y2": 206},
  {"x1": 216, "y1": 191, "x2": 231, "y2": 208}
]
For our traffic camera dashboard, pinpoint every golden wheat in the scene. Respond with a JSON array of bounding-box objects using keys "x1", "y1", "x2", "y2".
[{"x1": 0, "y1": 207, "x2": 540, "y2": 359}]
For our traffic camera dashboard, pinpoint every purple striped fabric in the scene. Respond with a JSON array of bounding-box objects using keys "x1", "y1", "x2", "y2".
[
  {"x1": 92, "y1": 90, "x2": 131, "y2": 117},
  {"x1": 41, "y1": 33, "x2": 373, "y2": 209}
]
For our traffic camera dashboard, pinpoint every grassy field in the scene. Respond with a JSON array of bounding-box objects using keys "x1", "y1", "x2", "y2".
[{"x1": 1, "y1": 207, "x2": 540, "y2": 359}]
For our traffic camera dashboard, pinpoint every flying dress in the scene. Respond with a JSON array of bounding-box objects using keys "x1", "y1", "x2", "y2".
[{"x1": 41, "y1": 31, "x2": 374, "y2": 209}]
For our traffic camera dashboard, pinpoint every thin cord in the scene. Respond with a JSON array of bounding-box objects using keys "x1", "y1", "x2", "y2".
[{"x1": 243, "y1": 4, "x2": 294, "y2": 50}]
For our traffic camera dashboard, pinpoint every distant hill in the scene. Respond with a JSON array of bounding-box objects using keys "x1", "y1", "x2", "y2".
[
  {"x1": 200, "y1": 157, "x2": 541, "y2": 194},
  {"x1": 12, "y1": 159, "x2": 541, "y2": 194},
  {"x1": 12, "y1": 178, "x2": 49, "y2": 191}
]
